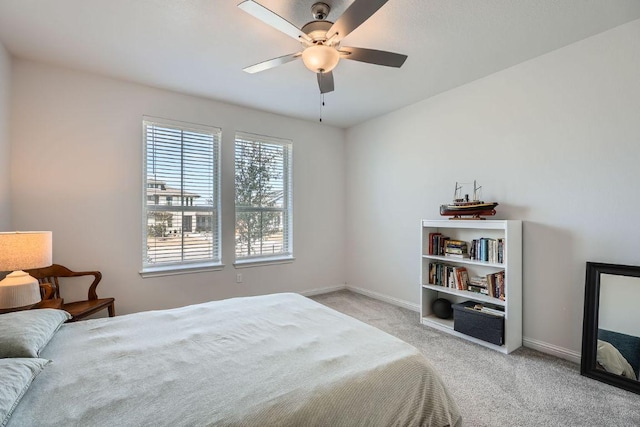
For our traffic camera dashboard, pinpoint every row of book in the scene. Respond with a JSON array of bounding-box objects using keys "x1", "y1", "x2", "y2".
[
  {"x1": 429, "y1": 262, "x2": 470, "y2": 291},
  {"x1": 469, "y1": 238, "x2": 505, "y2": 263},
  {"x1": 427, "y1": 232, "x2": 504, "y2": 263},
  {"x1": 427, "y1": 262, "x2": 470, "y2": 290},
  {"x1": 469, "y1": 270, "x2": 506, "y2": 300},
  {"x1": 427, "y1": 261, "x2": 506, "y2": 300},
  {"x1": 428, "y1": 233, "x2": 469, "y2": 258}
]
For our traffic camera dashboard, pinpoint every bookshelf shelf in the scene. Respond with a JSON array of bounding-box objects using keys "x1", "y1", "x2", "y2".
[
  {"x1": 420, "y1": 219, "x2": 522, "y2": 354},
  {"x1": 420, "y1": 314, "x2": 507, "y2": 352},
  {"x1": 421, "y1": 284, "x2": 506, "y2": 307},
  {"x1": 421, "y1": 254, "x2": 504, "y2": 269},
  {"x1": 421, "y1": 314, "x2": 454, "y2": 330}
]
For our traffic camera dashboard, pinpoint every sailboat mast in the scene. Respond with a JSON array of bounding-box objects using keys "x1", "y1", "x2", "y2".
[{"x1": 473, "y1": 180, "x2": 482, "y2": 201}]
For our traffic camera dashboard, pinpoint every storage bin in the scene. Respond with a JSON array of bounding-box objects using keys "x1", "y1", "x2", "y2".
[{"x1": 453, "y1": 301, "x2": 504, "y2": 346}]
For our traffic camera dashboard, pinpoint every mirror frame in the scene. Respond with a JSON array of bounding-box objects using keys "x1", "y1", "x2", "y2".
[{"x1": 581, "y1": 261, "x2": 640, "y2": 395}]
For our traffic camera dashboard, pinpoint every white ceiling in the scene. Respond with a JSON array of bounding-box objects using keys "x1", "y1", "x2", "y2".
[{"x1": 1, "y1": 0, "x2": 639, "y2": 128}]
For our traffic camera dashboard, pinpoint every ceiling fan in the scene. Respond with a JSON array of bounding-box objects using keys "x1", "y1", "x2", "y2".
[{"x1": 238, "y1": 0, "x2": 408, "y2": 94}]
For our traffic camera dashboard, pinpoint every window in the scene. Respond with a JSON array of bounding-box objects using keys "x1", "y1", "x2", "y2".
[
  {"x1": 142, "y1": 117, "x2": 221, "y2": 276},
  {"x1": 234, "y1": 132, "x2": 293, "y2": 263},
  {"x1": 182, "y1": 216, "x2": 192, "y2": 232}
]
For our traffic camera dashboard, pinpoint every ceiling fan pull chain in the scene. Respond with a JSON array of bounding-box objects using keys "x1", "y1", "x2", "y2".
[{"x1": 319, "y1": 72, "x2": 324, "y2": 122}]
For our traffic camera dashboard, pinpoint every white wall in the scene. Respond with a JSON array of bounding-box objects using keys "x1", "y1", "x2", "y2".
[
  {"x1": 345, "y1": 19, "x2": 640, "y2": 359},
  {"x1": 10, "y1": 60, "x2": 346, "y2": 315},
  {"x1": 0, "y1": 42, "x2": 10, "y2": 230}
]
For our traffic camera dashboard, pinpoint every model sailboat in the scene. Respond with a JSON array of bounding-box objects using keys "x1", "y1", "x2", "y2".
[{"x1": 439, "y1": 180, "x2": 498, "y2": 219}]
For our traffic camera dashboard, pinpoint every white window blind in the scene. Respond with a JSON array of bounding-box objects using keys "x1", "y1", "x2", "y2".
[
  {"x1": 235, "y1": 132, "x2": 293, "y2": 261},
  {"x1": 142, "y1": 117, "x2": 221, "y2": 274}
]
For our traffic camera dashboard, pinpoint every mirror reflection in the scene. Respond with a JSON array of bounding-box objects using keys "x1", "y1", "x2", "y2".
[{"x1": 596, "y1": 273, "x2": 640, "y2": 381}]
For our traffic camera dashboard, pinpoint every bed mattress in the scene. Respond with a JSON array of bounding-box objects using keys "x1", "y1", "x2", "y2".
[{"x1": 9, "y1": 293, "x2": 461, "y2": 426}]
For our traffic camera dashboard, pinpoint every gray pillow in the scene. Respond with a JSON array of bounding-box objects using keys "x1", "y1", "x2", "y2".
[
  {"x1": 0, "y1": 358, "x2": 50, "y2": 427},
  {"x1": 0, "y1": 309, "x2": 71, "y2": 358}
]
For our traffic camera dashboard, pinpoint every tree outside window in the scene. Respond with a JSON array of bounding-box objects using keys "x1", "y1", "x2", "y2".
[{"x1": 234, "y1": 133, "x2": 292, "y2": 261}]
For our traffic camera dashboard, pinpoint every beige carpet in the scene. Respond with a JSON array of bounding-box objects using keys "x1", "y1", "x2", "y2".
[{"x1": 311, "y1": 290, "x2": 640, "y2": 427}]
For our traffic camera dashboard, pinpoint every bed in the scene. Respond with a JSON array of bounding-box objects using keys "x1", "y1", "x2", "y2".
[
  {"x1": 597, "y1": 328, "x2": 640, "y2": 380},
  {"x1": 1, "y1": 293, "x2": 461, "y2": 426}
]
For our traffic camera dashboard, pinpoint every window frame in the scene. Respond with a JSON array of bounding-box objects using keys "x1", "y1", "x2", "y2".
[
  {"x1": 233, "y1": 131, "x2": 294, "y2": 267},
  {"x1": 140, "y1": 116, "x2": 223, "y2": 278}
]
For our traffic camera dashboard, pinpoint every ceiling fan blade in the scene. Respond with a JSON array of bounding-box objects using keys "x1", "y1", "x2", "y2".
[
  {"x1": 326, "y1": 0, "x2": 388, "y2": 41},
  {"x1": 339, "y1": 47, "x2": 407, "y2": 68},
  {"x1": 238, "y1": 1, "x2": 311, "y2": 42},
  {"x1": 243, "y1": 52, "x2": 301, "y2": 74},
  {"x1": 317, "y1": 71, "x2": 334, "y2": 94}
]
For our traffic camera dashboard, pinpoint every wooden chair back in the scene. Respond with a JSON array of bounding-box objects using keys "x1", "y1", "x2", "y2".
[
  {"x1": 25, "y1": 263, "x2": 114, "y2": 321},
  {"x1": 28, "y1": 264, "x2": 102, "y2": 301}
]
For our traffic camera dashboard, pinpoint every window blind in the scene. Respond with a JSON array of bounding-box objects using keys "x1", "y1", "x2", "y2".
[
  {"x1": 234, "y1": 132, "x2": 293, "y2": 260},
  {"x1": 143, "y1": 117, "x2": 221, "y2": 272}
]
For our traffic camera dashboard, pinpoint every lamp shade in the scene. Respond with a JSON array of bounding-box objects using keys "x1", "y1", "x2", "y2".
[
  {"x1": 0, "y1": 232, "x2": 52, "y2": 310},
  {"x1": 302, "y1": 45, "x2": 340, "y2": 73},
  {"x1": 0, "y1": 231, "x2": 52, "y2": 271}
]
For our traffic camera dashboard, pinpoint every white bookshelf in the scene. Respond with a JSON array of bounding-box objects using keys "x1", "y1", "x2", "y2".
[{"x1": 420, "y1": 219, "x2": 522, "y2": 354}]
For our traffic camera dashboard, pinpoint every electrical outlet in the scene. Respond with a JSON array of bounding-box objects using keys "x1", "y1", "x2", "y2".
[{"x1": 236, "y1": 273, "x2": 243, "y2": 283}]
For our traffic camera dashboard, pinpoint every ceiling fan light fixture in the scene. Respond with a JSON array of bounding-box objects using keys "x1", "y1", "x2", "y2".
[{"x1": 302, "y1": 45, "x2": 340, "y2": 73}]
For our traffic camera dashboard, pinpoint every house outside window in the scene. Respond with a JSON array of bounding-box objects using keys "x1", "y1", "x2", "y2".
[
  {"x1": 142, "y1": 117, "x2": 222, "y2": 276},
  {"x1": 234, "y1": 131, "x2": 293, "y2": 264}
]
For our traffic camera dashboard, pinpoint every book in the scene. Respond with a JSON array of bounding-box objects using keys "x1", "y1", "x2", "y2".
[
  {"x1": 454, "y1": 267, "x2": 469, "y2": 290},
  {"x1": 430, "y1": 233, "x2": 452, "y2": 256},
  {"x1": 445, "y1": 247, "x2": 466, "y2": 254},
  {"x1": 486, "y1": 272, "x2": 496, "y2": 297},
  {"x1": 428, "y1": 232, "x2": 441, "y2": 255},
  {"x1": 428, "y1": 262, "x2": 436, "y2": 285},
  {"x1": 481, "y1": 238, "x2": 489, "y2": 261},
  {"x1": 444, "y1": 240, "x2": 467, "y2": 250},
  {"x1": 468, "y1": 285, "x2": 489, "y2": 295},
  {"x1": 496, "y1": 270, "x2": 506, "y2": 300},
  {"x1": 465, "y1": 305, "x2": 505, "y2": 317},
  {"x1": 447, "y1": 269, "x2": 455, "y2": 288},
  {"x1": 469, "y1": 276, "x2": 487, "y2": 286},
  {"x1": 485, "y1": 270, "x2": 506, "y2": 299},
  {"x1": 445, "y1": 253, "x2": 470, "y2": 259},
  {"x1": 437, "y1": 235, "x2": 450, "y2": 255},
  {"x1": 480, "y1": 306, "x2": 505, "y2": 317},
  {"x1": 429, "y1": 262, "x2": 447, "y2": 286},
  {"x1": 444, "y1": 239, "x2": 469, "y2": 259},
  {"x1": 497, "y1": 238, "x2": 505, "y2": 264}
]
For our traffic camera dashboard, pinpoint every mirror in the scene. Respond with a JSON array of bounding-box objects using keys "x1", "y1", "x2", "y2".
[{"x1": 581, "y1": 262, "x2": 640, "y2": 395}]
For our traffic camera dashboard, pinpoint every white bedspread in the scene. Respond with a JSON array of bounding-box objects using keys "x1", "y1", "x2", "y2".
[{"x1": 10, "y1": 293, "x2": 461, "y2": 426}]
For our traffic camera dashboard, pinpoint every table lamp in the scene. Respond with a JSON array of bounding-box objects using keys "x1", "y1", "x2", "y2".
[{"x1": 0, "y1": 231, "x2": 52, "y2": 309}]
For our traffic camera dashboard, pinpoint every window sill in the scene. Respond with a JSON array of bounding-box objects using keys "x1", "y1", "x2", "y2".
[
  {"x1": 233, "y1": 256, "x2": 295, "y2": 269},
  {"x1": 140, "y1": 262, "x2": 225, "y2": 278}
]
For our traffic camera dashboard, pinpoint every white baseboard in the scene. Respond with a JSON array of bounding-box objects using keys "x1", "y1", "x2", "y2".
[
  {"x1": 300, "y1": 284, "x2": 347, "y2": 297},
  {"x1": 523, "y1": 336, "x2": 581, "y2": 364},
  {"x1": 346, "y1": 285, "x2": 420, "y2": 312}
]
